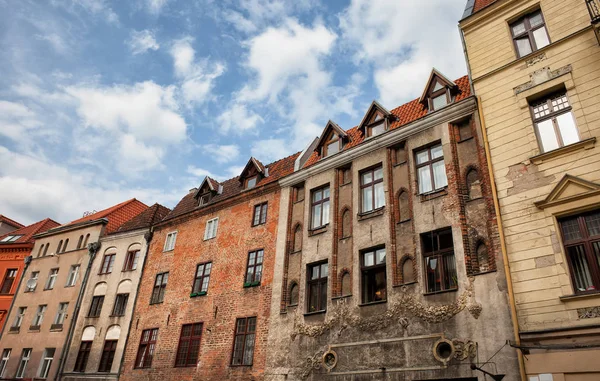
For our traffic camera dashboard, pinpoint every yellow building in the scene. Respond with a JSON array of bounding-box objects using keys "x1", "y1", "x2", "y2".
[{"x1": 460, "y1": 0, "x2": 600, "y2": 380}]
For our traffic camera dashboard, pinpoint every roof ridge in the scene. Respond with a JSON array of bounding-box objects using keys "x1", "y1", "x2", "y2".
[{"x1": 0, "y1": 215, "x2": 25, "y2": 228}]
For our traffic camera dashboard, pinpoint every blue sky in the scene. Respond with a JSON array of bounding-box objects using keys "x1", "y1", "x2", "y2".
[{"x1": 0, "y1": 0, "x2": 467, "y2": 225}]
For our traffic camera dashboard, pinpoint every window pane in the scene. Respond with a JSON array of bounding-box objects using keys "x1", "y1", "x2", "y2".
[
  {"x1": 374, "y1": 167, "x2": 383, "y2": 180},
  {"x1": 243, "y1": 333, "x2": 255, "y2": 365},
  {"x1": 418, "y1": 166, "x2": 432, "y2": 193},
  {"x1": 415, "y1": 150, "x2": 429, "y2": 165},
  {"x1": 511, "y1": 21, "x2": 526, "y2": 35},
  {"x1": 323, "y1": 187, "x2": 329, "y2": 199},
  {"x1": 311, "y1": 266, "x2": 320, "y2": 280},
  {"x1": 426, "y1": 257, "x2": 442, "y2": 293},
  {"x1": 432, "y1": 160, "x2": 448, "y2": 189},
  {"x1": 443, "y1": 254, "x2": 457, "y2": 289},
  {"x1": 556, "y1": 112, "x2": 579, "y2": 146},
  {"x1": 586, "y1": 212, "x2": 600, "y2": 236},
  {"x1": 516, "y1": 37, "x2": 532, "y2": 56},
  {"x1": 529, "y1": 12, "x2": 543, "y2": 27},
  {"x1": 312, "y1": 204, "x2": 321, "y2": 228},
  {"x1": 362, "y1": 187, "x2": 373, "y2": 212},
  {"x1": 364, "y1": 252, "x2": 374, "y2": 267},
  {"x1": 536, "y1": 119, "x2": 559, "y2": 152},
  {"x1": 533, "y1": 27, "x2": 549, "y2": 49},
  {"x1": 376, "y1": 249, "x2": 386, "y2": 264},
  {"x1": 322, "y1": 200, "x2": 330, "y2": 225},
  {"x1": 313, "y1": 190, "x2": 322, "y2": 202},
  {"x1": 319, "y1": 281, "x2": 327, "y2": 309},
  {"x1": 327, "y1": 141, "x2": 339, "y2": 156},
  {"x1": 321, "y1": 263, "x2": 328, "y2": 277},
  {"x1": 361, "y1": 171, "x2": 373, "y2": 184},
  {"x1": 371, "y1": 122, "x2": 385, "y2": 136},
  {"x1": 374, "y1": 182, "x2": 385, "y2": 209},
  {"x1": 309, "y1": 283, "x2": 319, "y2": 312},
  {"x1": 567, "y1": 245, "x2": 595, "y2": 292},
  {"x1": 432, "y1": 94, "x2": 447, "y2": 110},
  {"x1": 430, "y1": 145, "x2": 443, "y2": 159}
]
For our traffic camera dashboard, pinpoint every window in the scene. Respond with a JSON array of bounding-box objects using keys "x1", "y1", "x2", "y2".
[
  {"x1": 204, "y1": 218, "x2": 219, "y2": 240},
  {"x1": 83, "y1": 234, "x2": 90, "y2": 248},
  {"x1": 288, "y1": 283, "x2": 299, "y2": 306},
  {"x1": 151, "y1": 272, "x2": 168, "y2": 304},
  {"x1": 11, "y1": 307, "x2": 25, "y2": 331},
  {"x1": 63, "y1": 239, "x2": 69, "y2": 252},
  {"x1": 0, "y1": 349, "x2": 10, "y2": 377},
  {"x1": 293, "y1": 184, "x2": 305, "y2": 202},
  {"x1": 100, "y1": 254, "x2": 116, "y2": 274},
  {"x1": 199, "y1": 193, "x2": 211, "y2": 206},
  {"x1": 88, "y1": 296, "x2": 104, "y2": 317},
  {"x1": 246, "y1": 176, "x2": 258, "y2": 189},
  {"x1": 422, "y1": 228, "x2": 457, "y2": 293},
  {"x1": 74, "y1": 341, "x2": 92, "y2": 372},
  {"x1": 415, "y1": 144, "x2": 448, "y2": 194},
  {"x1": 245, "y1": 250, "x2": 263, "y2": 286},
  {"x1": 57, "y1": 240, "x2": 63, "y2": 254},
  {"x1": 530, "y1": 91, "x2": 579, "y2": 153},
  {"x1": 38, "y1": 348, "x2": 55, "y2": 378},
  {"x1": 293, "y1": 224, "x2": 302, "y2": 252},
  {"x1": 429, "y1": 81, "x2": 450, "y2": 111},
  {"x1": 360, "y1": 166, "x2": 385, "y2": 213},
  {"x1": 112, "y1": 294, "x2": 129, "y2": 316},
  {"x1": 98, "y1": 340, "x2": 117, "y2": 372},
  {"x1": 175, "y1": 323, "x2": 203, "y2": 367},
  {"x1": 361, "y1": 248, "x2": 387, "y2": 303},
  {"x1": 164, "y1": 231, "x2": 177, "y2": 251},
  {"x1": 15, "y1": 348, "x2": 31, "y2": 378},
  {"x1": 510, "y1": 9, "x2": 550, "y2": 58},
  {"x1": 231, "y1": 317, "x2": 256, "y2": 366},
  {"x1": 135, "y1": 328, "x2": 158, "y2": 368},
  {"x1": 77, "y1": 235, "x2": 83, "y2": 249},
  {"x1": 123, "y1": 250, "x2": 140, "y2": 271},
  {"x1": 323, "y1": 133, "x2": 341, "y2": 157},
  {"x1": 252, "y1": 203, "x2": 268, "y2": 226},
  {"x1": 192, "y1": 263, "x2": 211, "y2": 295},
  {"x1": 53, "y1": 302, "x2": 68, "y2": 327},
  {"x1": 45, "y1": 268, "x2": 58, "y2": 290},
  {"x1": 307, "y1": 262, "x2": 328, "y2": 313},
  {"x1": 0, "y1": 269, "x2": 17, "y2": 294},
  {"x1": 366, "y1": 112, "x2": 386, "y2": 137},
  {"x1": 0, "y1": 235, "x2": 22, "y2": 242},
  {"x1": 31, "y1": 305, "x2": 47, "y2": 328},
  {"x1": 559, "y1": 210, "x2": 600, "y2": 293},
  {"x1": 66, "y1": 265, "x2": 79, "y2": 287},
  {"x1": 310, "y1": 186, "x2": 330, "y2": 229},
  {"x1": 43, "y1": 243, "x2": 49, "y2": 257}
]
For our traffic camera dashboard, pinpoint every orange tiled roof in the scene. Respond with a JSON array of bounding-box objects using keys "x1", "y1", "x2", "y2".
[
  {"x1": 64, "y1": 199, "x2": 149, "y2": 235},
  {"x1": 473, "y1": 0, "x2": 496, "y2": 13},
  {"x1": 0, "y1": 218, "x2": 60, "y2": 245},
  {"x1": 115, "y1": 203, "x2": 171, "y2": 234},
  {"x1": 0, "y1": 215, "x2": 24, "y2": 229},
  {"x1": 303, "y1": 75, "x2": 471, "y2": 168}
]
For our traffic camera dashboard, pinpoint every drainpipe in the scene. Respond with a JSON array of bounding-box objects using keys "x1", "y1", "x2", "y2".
[
  {"x1": 0, "y1": 255, "x2": 32, "y2": 339},
  {"x1": 116, "y1": 229, "x2": 153, "y2": 380},
  {"x1": 55, "y1": 241, "x2": 101, "y2": 381},
  {"x1": 476, "y1": 96, "x2": 527, "y2": 381}
]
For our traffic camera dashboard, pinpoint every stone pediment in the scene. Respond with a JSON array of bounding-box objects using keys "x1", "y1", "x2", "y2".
[{"x1": 535, "y1": 174, "x2": 600, "y2": 209}]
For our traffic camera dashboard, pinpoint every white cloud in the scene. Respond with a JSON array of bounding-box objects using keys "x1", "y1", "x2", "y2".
[
  {"x1": 0, "y1": 101, "x2": 42, "y2": 141},
  {"x1": 339, "y1": 0, "x2": 467, "y2": 106},
  {"x1": 186, "y1": 165, "x2": 223, "y2": 181},
  {"x1": 55, "y1": 0, "x2": 119, "y2": 24},
  {"x1": 250, "y1": 138, "x2": 291, "y2": 163},
  {"x1": 202, "y1": 144, "x2": 240, "y2": 164},
  {"x1": 118, "y1": 134, "x2": 165, "y2": 174},
  {"x1": 146, "y1": 0, "x2": 169, "y2": 14},
  {"x1": 127, "y1": 30, "x2": 160, "y2": 55},
  {"x1": 217, "y1": 103, "x2": 263, "y2": 135}
]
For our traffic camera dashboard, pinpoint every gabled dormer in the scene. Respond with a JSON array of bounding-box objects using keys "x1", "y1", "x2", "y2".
[
  {"x1": 358, "y1": 101, "x2": 393, "y2": 138},
  {"x1": 240, "y1": 157, "x2": 267, "y2": 189},
  {"x1": 420, "y1": 68, "x2": 459, "y2": 112},
  {"x1": 314, "y1": 120, "x2": 348, "y2": 159},
  {"x1": 194, "y1": 176, "x2": 222, "y2": 206}
]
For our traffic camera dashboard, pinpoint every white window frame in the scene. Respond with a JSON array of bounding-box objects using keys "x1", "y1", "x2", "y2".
[
  {"x1": 33, "y1": 305, "x2": 47, "y2": 327},
  {"x1": 37, "y1": 348, "x2": 54, "y2": 379},
  {"x1": 204, "y1": 218, "x2": 219, "y2": 240},
  {"x1": 16, "y1": 348, "x2": 31, "y2": 379},
  {"x1": 13, "y1": 307, "x2": 25, "y2": 328},
  {"x1": 45, "y1": 269, "x2": 58, "y2": 290},
  {"x1": 54, "y1": 303, "x2": 68, "y2": 325},
  {"x1": 66, "y1": 265, "x2": 79, "y2": 287},
  {"x1": 163, "y1": 231, "x2": 177, "y2": 252},
  {"x1": 0, "y1": 349, "x2": 10, "y2": 377}
]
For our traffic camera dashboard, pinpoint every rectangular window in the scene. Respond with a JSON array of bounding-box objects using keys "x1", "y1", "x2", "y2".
[
  {"x1": 53, "y1": 302, "x2": 68, "y2": 328},
  {"x1": 135, "y1": 328, "x2": 158, "y2": 368},
  {"x1": 307, "y1": 261, "x2": 328, "y2": 313},
  {"x1": 431, "y1": 93, "x2": 448, "y2": 110},
  {"x1": 164, "y1": 231, "x2": 177, "y2": 251},
  {"x1": 252, "y1": 203, "x2": 268, "y2": 226},
  {"x1": 38, "y1": 348, "x2": 55, "y2": 379},
  {"x1": 310, "y1": 186, "x2": 330, "y2": 229},
  {"x1": 0, "y1": 269, "x2": 17, "y2": 294},
  {"x1": 231, "y1": 317, "x2": 256, "y2": 366},
  {"x1": 422, "y1": 228, "x2": 457, "y2": 293},
  {"x1": 530, "y1": 91, "x2": 579, "y2": 153},
  {"x1": 31, "y1": 304, "x2": 47, "y2": 328},
  {"x1": 415, "y1": 144, "x2": 447, "y2": 194},
  {"x1": 246, "y1": 176, "x2": 257, "y2": 189},
  {"x1": 361, "y1": 248, "x2": 387, "y2": 303},
  {"x1": 15, "y1": 348, "x2": 31, "y2": 379},
  {"x1": 199, "y1": 192, "x2": 211, "y2": 206},
  {"x1": 112, "y1": 293, "x2": 129, "y2": 316},
  {"x1": 192, "y1": 262, "x2": 211, "y2": 294},
  {"x1": 73, "y1": 341, "x2": 92, "y2": 372},
  {"x1": 204, "y1": 218, "x2": 219, "y2": 240},
  {"x1": 25, "y1": 271, "x2": 39, "y2": 292},
  {"x1": 175, "y1": 323, "x2": 203, "y2": 367},
  {"x1": 45, "y1": 268, "x2": 58, "y2": 290},
  {"x1": 559, "y1": 210, "x2": 600, "y2": 293},
  {"x1": 88, "y1": 296, "x2": 104, "y2": 317},
  {"x1": 98, "y1": 340, "x2": 117, "y2": 372},
  {"x1": 360, "y1": 166, "x2": 385, "y2": 213},
  {"x1": 245, "y1": 250, "x2": 264, "y2": 286},
  {"x1": 151, "y1": 272, "x2": 168, "y2": 304},
  {"x1": 510, "y1": 9, "x2": 550, "y2": 58},
  {"x1": 66, "y1": 265, "x2": 79, "y2": 287},
  {"x1": 123, "y1": 250, "x2": 140, "y2": 271},
  {"x1": 0, "y1": 349, "x2": 10, "y2": 377},
  {"x1": 11, "y1": 307, "x2": 26, "y2": 330},
  {"x1": 100, "y1": 254, "x2": 116, "y2": 274}
]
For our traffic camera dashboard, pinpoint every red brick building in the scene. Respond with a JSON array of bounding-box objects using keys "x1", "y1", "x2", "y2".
[
  {"x1": 119, "y1": 155, "x2": 298, "y2": 381},
  {"x1": 0, "y1": 218, "x2": 60, "y2": 332}
]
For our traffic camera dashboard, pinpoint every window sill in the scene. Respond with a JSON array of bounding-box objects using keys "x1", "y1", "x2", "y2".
[
  {"x1": 304, "y1": 310, "x2": 326, "y2": 317},
  {"x1": 290, "y1": 250, "x2": 302, "y2": 255},
  {"x1": 122, "y1": 269, "x2": 137, "y2": 272},
  {"x1": 393, "y1": 161, "x2": 407, "y2": 167},
  {"x1": 109, "y1": 314, "x2": 125, "y2": 318},
  {"x1": 357, "y1": 207, "x2": 385, "y2": 221},
  {"x1": 472, "y1": 269, "x2": 496, "y2": 276},
  {"x1": 29, "y1": 326, "x2": 41, "y2": 332},
  {"x1": 423, "y1": 288, "x2": 458, "y2": 296},
  {"x1": 559, "y1": 291, "x2": 600, "y2": 302},
  {"x1": 50, "y1": 324, "x2": 63, "y2": 331},
  {"x1": 339, "y1": 235, "x2": 351, "y2": 241},
  {"x1": 530, "y1": 138, "x2": 596, "y2": 165},
  {"x1": 457, "y1": 136, "x2": 474, "y2": 144},
  {"x1": 86, "y1": 316, "x2": 99, "y2": 319},
  {"x1": 203, "y1": 237, "x2": 216, "y2": 241},
  {"x1": 287, "y1": 303, "x2": 298, "y2": 308},
  {"x1": 251, "y1": 223, "x2": 266, "y2": 228},
  {"x1": 419, "y1": 188, "x2": 448, "y2": 202},
  {"x1": 293, "y1": 199, "x2": 305, "y2": 205},
  {"x1": 396, "y1": 218, "x2": 411, "y2": 225},
  {"x1": 43, "y1": 288, "x2": 54, "y2": 291},
  {"x1": 393, "y1": 281, "x2": 418, "y2": 288},
  {"x1": 466, "y1": 196, "x2": 483, "y2": 203},
  {"x1": 340, "y1": 181, "x2": 352, "y2": 187},
  {"x1": 8, "y1": 327, "x2": 19, "y2": 333},
  {"x1": 162, "y1": 249, "x2": 174, "y2": 253},
  {"x1": 64, "y1": 285, "x2": 75, "y2": 288},
  {"x1": 149, "y1": 301, "x2": 164, "y2": 305},
  {"x1": 308, "y1": 225, "x2": 328, "y2": 236},
  {"x1": 190, "y1": 291, "x2": 208, "y2": 297},
  {"x1": 230, "y1": 364, "x2": 254, "y2": 368},
  {"x1": 243, "y1": 281, "x2": 261, "y2": 288},
  {"x1": 358, "y1": 300, "x2": 387, "y2": 307},
  {"x1": 332, "y1": 295, "x2": 352, "y2": 301}
]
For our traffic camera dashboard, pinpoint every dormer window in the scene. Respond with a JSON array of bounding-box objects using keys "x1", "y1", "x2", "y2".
[
  {"x1": 199, "y1": 193, "x2": 211, "y2": 206},
  {"x1": 246, "y1": 176, "x2": 258, "y2": 189},
  {"x1": 366, "y1": 112, "x2": 386, "y2": 138},
  {"x1": 429, "y1": 82, "x2": 450, "y2": 111},
  {"x1": 323, "y1": 133, "x2": 341, "y2": 158},
  {"x1": 194, "y1": 176, "x2": 221, "y2": 206},
  {"x1": 420, "y1": 69, "x2": 459, "y2": 113},
  {"x1": 357, "y1": 102, "x2": 393, "y2": 140},
  {"x1": 315, "y1": 121, "x2": 348, "y2": 160}
]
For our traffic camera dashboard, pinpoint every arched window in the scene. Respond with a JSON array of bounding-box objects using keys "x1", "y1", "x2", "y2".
[
  {"x1": 83, "y1": 234, "x2": 90, "y2": 248},
  {"x1": 81, "y1": 326, "x2": 96, "y2": 341},
  {"x1": 398, "y1": 191, "x2": 410, "y2": 222},
  {"x1": 293, "y1": 224, "x2": 302, "y2": 252},
  {"x1": 77, "y1": 235, "x2": 84, "y2": 249},
  {"x1": 38, "y1": 245, "x2": 44, "y2": 257},
  {"x1": 43, "y1": 243, "x2": 49, "y2": 257},
  {"x1": 401, "y1": 257, "x2": 415, "y2": 284},
  {"x1": 341, "y1": 209, "x2": 351, "y2": 238},
  {"x1": 63, "y1": 239, "x2": 69, "y2": 253},
  {"x1": 477, "y1": 243, "x2": 489, "y2": 273},
  {"x1": 289, "y1": 283, "x2": 299, "y2": 306},
  {"x1": 341, "y1": 272, "x2": 351, "y2": 296},
  {"x1": 466, "y1": 169, "x2": 482, "y2": 200},
  {"x1": 57, "y1": 240, "x2": 63, "y2": 254}
]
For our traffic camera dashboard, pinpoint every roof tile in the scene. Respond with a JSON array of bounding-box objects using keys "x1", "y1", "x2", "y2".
[
  {"x1": 0, "y1": 218, "x2": 60, "y2": 245},
  {"x1": 0, "y1": 215, "x2": 24, "y2": 229},
  {"x1": 115, "y1": 203, "x2": 171, "y2": 234},
  {"x1": 62, "y1": 199, "x2": 149, "y2": 235}
]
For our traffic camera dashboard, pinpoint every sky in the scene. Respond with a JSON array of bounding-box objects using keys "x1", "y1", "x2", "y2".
[{"x1": 0, "y1": 0, "x2": 468, "y2": 226}]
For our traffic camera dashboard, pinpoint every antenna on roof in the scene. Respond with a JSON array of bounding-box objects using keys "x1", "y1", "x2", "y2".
[{"x1": 82, "y1": 210, "x2": 97, "y2": 217}]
